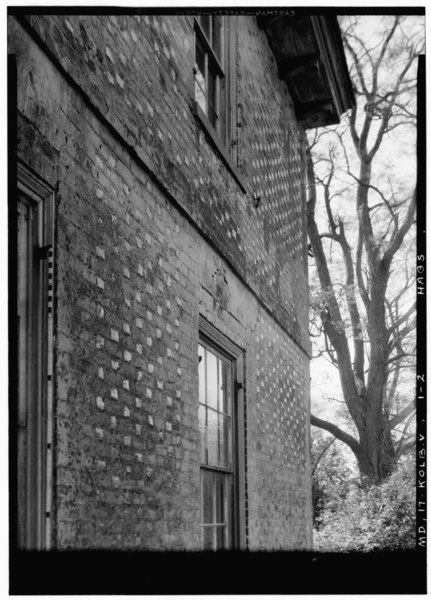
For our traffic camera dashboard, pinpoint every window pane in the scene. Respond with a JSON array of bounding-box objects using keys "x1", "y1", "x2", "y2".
[
  {"x1": 218, "y1": 412, "x2": 226, "y2": 467},
  {"x1": 201, "y1": 471, "x2": 232, "y2": 549},
  {"x1": 220, "y1": 414, "x2": 232, "y2": 468},
  {"x1": 219, "y1": 359, "x2": 232, "y2": 414},
  {"x1": 218, "y1": 359, "x2": 224, "y2": 412},
  {"x1": 212, "y1": 16, "x2": 222, "y2": 60},
  {"x1": 206, "y1": 350, "x2": 218, "y2": 409},
  {"x1": 206, "y1": 407, "x2": 218, "y2": 465},
  {"x1": 198, "y1": 403, "x2": 207, "y2": 463},
  {"x1": 224, "y1": 525, "x2": 229, "y2": 549},
  {"x1": 200, "y1": 472, "x2": 232, "y2": 549},
  {"x1": 216, "y1": 526, "x2": 226, "y2": 550},
  {"x1": 226, "y1": 477, "x2": 233, "y2": 548},
  {"x1": 215, "y1": 472, "x2": 226, "y2": 524},
  {"x1": 196, "y1": 37, "x2": 206, "y2": 79},
  {"x1": 203, "y1": 526, "x2": 214, "y2": 550},
  {"x1": 200, "y1": 15, "x2": 210, "y2": 39},
  {"x1": 198, "y1": 344, "x2": 205, "y2": 404},
  {"x1": 202, "y1": 469, "x2": 214, "y2": 524},
  {"x1": 226, "y1": 415, "x2": 232, "y2": 467},
  {"x1": 218, "y1": 76, "x2": 227, "y2": 145},
  {"x1": 195, "y1": 40, "x2": 206, "y2": 113},
  {"x1": 207, "y1": 69, "x2": 218, "y2": 129}
]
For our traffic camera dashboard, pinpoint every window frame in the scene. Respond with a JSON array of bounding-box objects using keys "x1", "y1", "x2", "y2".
[
  {"x1": 198, "y1": 316, "x2": 245, "y2": 550},
  {"x1": 194, "y1": 16, "x2": 227, "y2": 141},
  {"x1": 193, "y1": 16, "x2": 247, "y2": 193},
  {"x1": 16, "y1": 162, "x2": 55, "y2": 550}
]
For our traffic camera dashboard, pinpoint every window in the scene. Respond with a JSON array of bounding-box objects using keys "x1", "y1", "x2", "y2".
[
  {"x1": 15, "y1": 163, "x2": 54, "y2": 549},
  {"x1": 198, "y1": 318, "x2": 245, "y2": 550},
  {"x1": 194, "y1": 15, "x2": 235, "y2": 153},
  {"x1": 193, "y1": 15, "x2": 247, "y2": 192}
]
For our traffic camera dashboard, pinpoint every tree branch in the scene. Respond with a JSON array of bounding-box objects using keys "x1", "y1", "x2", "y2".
[
  {"x1": 387, "y1": 301, "x2": 416, "y2": 336},
  {"x1": 368, "y1": 50, "x2": 418, "y2": 162},
  {"x1": 390, "y1": 318, "x2": 416, "y2": 348},
  {"x1": 349, "y1": 101, "x2": 360, "y2": 152},
  {"x1": 356, "y1": 225, "x2": 371, "y2": 311},
  {"x1": 311, "y1": 414, "x2": 360, "y2": 455},
  {"x1": 343, "y1": 35, "x2": 370, "y2": 98},
  {"x1": 374, "y1": 17, "x2": 400, "y2": 75},
  {"x1": 312, "y1": 436, "x2": 336, "y2": 477},
  {"x1": 389, "y1": 399, "x2": 416, "y2": 429},
  {"x1": 394, "y1": 412, "x2": 416, "y2": 458},
  {"x1": 382, "y1": 188, "x2": 416, "y2": 266},
  {"x1": 307, "y1": 148, "x2": 364, "y2": 428},
  {"x1": 395, "y1": 437, "x2": 416, "y2": 460}
]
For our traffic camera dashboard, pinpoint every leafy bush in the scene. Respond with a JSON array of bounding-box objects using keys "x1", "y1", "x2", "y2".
[
  {"x1": 313, "y1": 464, "x2": 416, "y2": 552},
  {"x1": 312, "y1": 435, "x2": 358, "y2": 528}
]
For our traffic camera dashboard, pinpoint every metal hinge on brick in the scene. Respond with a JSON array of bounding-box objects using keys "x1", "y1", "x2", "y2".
[{"x1": 34, "y1": 245, "x2": 52, "y2": 261}]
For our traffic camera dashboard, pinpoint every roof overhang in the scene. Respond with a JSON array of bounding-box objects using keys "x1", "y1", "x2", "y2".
[{"x1": 258, "y1": 14, "x2": 356, "y2": 129}]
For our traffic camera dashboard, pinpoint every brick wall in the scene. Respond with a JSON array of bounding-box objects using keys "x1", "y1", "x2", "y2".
[
  {"x1": 199, "y1": 258, "x2": 312, "y2": 550},
  {"x1": 17, "y1": 12, "x2": 310, "y2": 352},
  {"x1": 9, "y1": 12, "x2": 312, "y2": 550}
]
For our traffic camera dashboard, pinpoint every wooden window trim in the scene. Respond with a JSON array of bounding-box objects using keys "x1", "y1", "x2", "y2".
[
  {"x1": 17, "y1": 163, "x2": 55, "y2": 214},
  {"x1": 199, "y1": 316, "x2": 244, "y2": 358},
  {"x1": 193, "y1": 101, "x2": 247, "y2": 193},
  {"x1": 194, "y1": 19, "x2": 225, "y2": 77},
  {"x1": 17, "y1": 162, "x2": 55, "y2": 550},
  {"x1": 193, "y1": 16, "x2": 248, "y2": 194},
  {"x1": 198, "y1": 316, "x2": 246, "y2": 549},
  {"x1": 201, "y1": 463, "x2": 233, "y2": 475}
]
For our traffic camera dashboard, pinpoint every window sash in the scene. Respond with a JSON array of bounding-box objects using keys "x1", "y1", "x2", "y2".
[
  {"x1": 194, "y1": 16, "x2": 229, "y2": 143},
  {"x1": 198, "y1": 343, "x2": 233, "y2": 469},
  {"x1": 198, "y1": 321, "x2": 244, "y2": 549},
  {"x1": 195, "y1": 17, "x2": 225, "y2": 76},
  {"x1": 200, "y1": 467, "x2": 233, "y2": 550}
]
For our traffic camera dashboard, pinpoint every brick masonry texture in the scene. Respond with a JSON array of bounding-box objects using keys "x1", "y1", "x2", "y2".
[
  {"x1": 10, "y1": 13, "x2": 312, "y2": 550},
  {"x1": 20, "y1": 13, "x2": 311, "y2": 352}
]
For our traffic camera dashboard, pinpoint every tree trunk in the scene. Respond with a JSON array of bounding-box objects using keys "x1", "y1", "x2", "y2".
[
  {"x1": 307, "y1": 16, "x2": 419, "y2": 490},
  {"x1": 356, "y1": 419, "x2": 396, "y2": 485}
]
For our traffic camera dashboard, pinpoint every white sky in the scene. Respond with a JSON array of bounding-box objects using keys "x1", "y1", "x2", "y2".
[{"x1": 309, "y1": 13, "x2": 421, "y2": 450}]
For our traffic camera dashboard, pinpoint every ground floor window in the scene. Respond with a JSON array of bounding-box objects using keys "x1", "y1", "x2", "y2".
[
  {"x1": 198, "y1": 318, "x2": 244, "y2": 550},
  {"x1": 15, "y1": 163, "x2": 54, "y2": 549}
]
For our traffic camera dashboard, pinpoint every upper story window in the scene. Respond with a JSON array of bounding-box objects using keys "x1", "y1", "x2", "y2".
[
  {"x1": 193, "y1": 16, "x2": 247, "y2": 192},
  {"x1": 194, "y1": 15, "x2": 231, "y2": 147}
]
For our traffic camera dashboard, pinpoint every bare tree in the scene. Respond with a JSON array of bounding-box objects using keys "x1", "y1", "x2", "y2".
[{"x1": 307, "y1": 15, "x2": 422, "y2": 485}]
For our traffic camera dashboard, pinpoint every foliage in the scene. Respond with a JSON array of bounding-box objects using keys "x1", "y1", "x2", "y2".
[
  {"x1": 313, "y1": 452, "x2": 416, "y2": 552},
  {"x1": 311, "y1": 434, "x2": 358, "y2": 528},
  {"x1": 307, "y1": 15, "x2": 423, "y2": 483}
]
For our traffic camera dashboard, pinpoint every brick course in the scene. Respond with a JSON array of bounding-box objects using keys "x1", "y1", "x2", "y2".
[
  {"x1": 19, "y1": 13, "x2": 310, "y2": 350},
  {"x1": 10, "y1": 12, "x2": 312, "y2": 550}
]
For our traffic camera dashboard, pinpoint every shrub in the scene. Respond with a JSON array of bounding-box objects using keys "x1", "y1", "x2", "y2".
[{"x1": 313, "y1": 465, "x2": 416, "y2": 552}]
